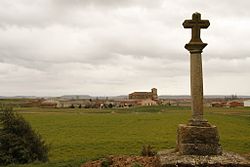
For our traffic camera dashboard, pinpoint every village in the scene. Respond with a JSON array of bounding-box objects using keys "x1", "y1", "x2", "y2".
[{"x1": 3, "y1": 88, "x2": 250, "y2": 109}]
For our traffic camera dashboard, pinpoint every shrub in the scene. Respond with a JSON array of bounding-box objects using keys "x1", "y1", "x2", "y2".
[
  {"x1": 101, "y1": 157, "x2": 112, "y2": 167},
  {"x1": 141, "y1": 145, "x2": 156, "y2": 157},
  {"x1": 0, "y1": 107, "x2": 49, "y2": 165}
]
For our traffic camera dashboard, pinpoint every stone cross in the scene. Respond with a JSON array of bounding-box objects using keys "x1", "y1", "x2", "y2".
[
  {"x1": 183, "y1": 12, "x2": 210, "y2": 43},
  {"x1": 175, "y1": 12, "x2": 221, "y2": 156},
  {"x1": 183, "y1": 12, "x2": 210, "y2": 125}
]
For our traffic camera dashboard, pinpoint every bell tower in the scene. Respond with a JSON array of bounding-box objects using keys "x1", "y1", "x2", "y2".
[{"x1": 151, "y1": 88, "x2": 158, "y2": 100}]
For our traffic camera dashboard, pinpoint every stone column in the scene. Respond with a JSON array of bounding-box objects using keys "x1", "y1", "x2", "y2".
[
  {"x1": 176, "y1": 13, "x2": 222, "y2": 155},
  {"x1": 186, "y1": 43, "x2": 208, "y2": 126},
  {"x1": 191, "y1": 51, "x2": 203, "y2": 121}
]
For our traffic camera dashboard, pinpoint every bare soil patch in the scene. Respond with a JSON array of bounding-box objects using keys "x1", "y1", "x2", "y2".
[{"x1": 81, "y1": 155, "x2": 160, "y2": 167}]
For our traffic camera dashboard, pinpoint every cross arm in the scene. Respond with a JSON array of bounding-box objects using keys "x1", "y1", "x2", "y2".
[
  {"x1": 200, "y1": 20, "x2": 210, "y2": 28},
  {"x1": 183, "y1": 20, "x2": 193, "y2": 28}
]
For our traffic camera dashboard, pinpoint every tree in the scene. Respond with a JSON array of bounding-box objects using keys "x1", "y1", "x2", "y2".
[
  {"x1": 69, "y1": 104, "x2": 75, "y2": 108},
  {"x1": 108, "y1": 103, "x2": 113, "y2": 108},
  {"x1": 0, "y1": 106, "x2": 49, "y2": 165}
]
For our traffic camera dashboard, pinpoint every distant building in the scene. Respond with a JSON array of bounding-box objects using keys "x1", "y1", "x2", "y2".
[
  {"x1": 138, "y1": 99, "x2": 158, "y2": 106},
  {"x1": 129, "y1": 88, "x2": 158, "y2": 100},
  {"x1": 211, "y1": 102, "x2": 225, "y2": 107},
  {"x1": 40, "y1": 99, "x2": 59, "y2": 108},
  {"x1": 226, "y1": 100, "x2": 243, "y2": 108},
  {"x1": 244, "y1": 100, "x2": 250, "y2": 107}
]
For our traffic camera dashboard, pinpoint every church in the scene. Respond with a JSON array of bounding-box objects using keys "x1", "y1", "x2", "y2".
[{"x1": 129, "y1": 88, "x2": 158, "y2": 100}]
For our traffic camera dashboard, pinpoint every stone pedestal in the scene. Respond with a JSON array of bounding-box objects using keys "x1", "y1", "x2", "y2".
[
  {"x1": 177, "y1": 123, "x2": 222, "y2": 155},
  {"x1": 158, "y1": 149, "x2": 250, "y2": 167}
]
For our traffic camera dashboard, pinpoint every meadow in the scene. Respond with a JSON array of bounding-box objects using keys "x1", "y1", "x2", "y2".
[{"x1": 7, "y1": 106, "x2": 250, "y2": 167}]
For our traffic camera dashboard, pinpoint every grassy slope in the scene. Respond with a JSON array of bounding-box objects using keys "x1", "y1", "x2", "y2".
[{"x1": 7, "y1": 106, "x2": 250, "y2": 167}]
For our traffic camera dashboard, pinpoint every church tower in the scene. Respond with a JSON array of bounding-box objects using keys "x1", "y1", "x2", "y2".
[{"x1": 151, "y1": 88, "x2": 158, "y2": 100}]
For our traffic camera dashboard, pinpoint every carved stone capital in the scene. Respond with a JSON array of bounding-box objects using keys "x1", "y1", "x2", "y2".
[{"x1": 185, "y1": 42, "x2": 207, "y2": 53}]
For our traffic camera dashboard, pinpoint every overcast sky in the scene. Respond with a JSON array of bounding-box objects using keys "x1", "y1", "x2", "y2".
[{"x1": 0, "y1": 0, "x2": 250, "y2": 96}]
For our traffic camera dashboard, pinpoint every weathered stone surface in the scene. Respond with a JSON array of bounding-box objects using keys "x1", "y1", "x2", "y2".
[
  {"x1": 158, "y1": 149, "x2": 250, "y2": 167},
  {"x1": 188, "y1": 119, "x2": 211, "y2": 127},
  {"x1": 183, "y1": 12, "x2": 210, "y2": 43},
  {"x1": 81, "y1": 155, "x2": 161, "y2": 167},
  {"x1": 190, "y1": 52, "x2": 204, "y2": 120},
  {"x1": 177, "y1": 124, "x2": 219, "y2": 143},
  {"x1": 177, "y1": 124, "x2": 222, "y2": 155},
  {"x1": 183, "y1": 12, "x2": 210, "y2": 122},
  {"x1": 177, "y1": 12, "x2": 223, "y2": 156}
]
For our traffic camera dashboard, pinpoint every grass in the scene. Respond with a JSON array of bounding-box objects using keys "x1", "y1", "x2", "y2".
[{"x1": 5, "y1": 106, "x2": 250, "y2": 167}]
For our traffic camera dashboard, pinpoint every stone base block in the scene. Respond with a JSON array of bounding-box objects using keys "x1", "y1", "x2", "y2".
[
  {"x1": 177, "y1": 123, "x2": 222, "y2": 155},
  {"x1": 158, "y1": 149, "x2": 250, "y2": 167}
]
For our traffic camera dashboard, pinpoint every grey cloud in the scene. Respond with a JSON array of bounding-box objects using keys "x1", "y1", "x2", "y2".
[
  {"x1": 0, "y1": 0, "x2": 250, "y2": 96},
  {"x1": 52, "y1": 0, "x2": 163, "y2": 8},
  {"x1": 0, "y1": 19, "x2": 184, "y2": 71},
  {"x1": 0, "y1": 0, "x2": 164, "y2": 28},
  {"x1": 204, "y1": 57, "x2": 250, "y2": 75}
]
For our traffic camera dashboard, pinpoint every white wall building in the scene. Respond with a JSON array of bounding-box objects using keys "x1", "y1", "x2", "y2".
[{"x1": 243, "y1": 100, "x2": 250, "y2": 107}]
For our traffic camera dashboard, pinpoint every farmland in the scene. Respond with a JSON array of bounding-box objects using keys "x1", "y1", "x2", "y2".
[{"x1": 6, "y1": 106, "x2": 250, "y2": 167}]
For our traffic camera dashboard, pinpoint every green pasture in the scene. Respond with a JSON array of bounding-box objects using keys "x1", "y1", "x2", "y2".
[{"x1": 6, "y1": 106, "x2": 250, "y2": 167}]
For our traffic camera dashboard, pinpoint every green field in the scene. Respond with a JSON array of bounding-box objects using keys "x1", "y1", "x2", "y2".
[{"x1": 6, "y1": 106, "x2": 250, "y2": 167}]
